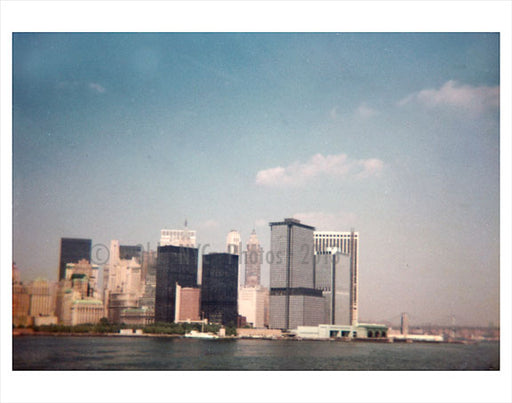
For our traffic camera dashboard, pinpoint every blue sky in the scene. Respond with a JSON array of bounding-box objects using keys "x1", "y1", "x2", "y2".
[{"x1": 13, "y1": 33, "x2": 499, "y2": 326}]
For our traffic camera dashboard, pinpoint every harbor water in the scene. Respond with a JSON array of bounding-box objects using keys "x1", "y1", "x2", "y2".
[{"x1": 13, "y1": 336, "x2": 499, "y2": 370}]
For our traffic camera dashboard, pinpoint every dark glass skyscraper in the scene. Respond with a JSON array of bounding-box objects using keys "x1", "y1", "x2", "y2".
[
  {"x1": 58, "y1": 238, "x2": 92, "y2": 280},
  {"x1": 201, "y1": 253, "x2": 238, "y2": 326},
  {"x1": 155, "y1": 245, "x2": 198, "y2": 323},
  {"x1": 119, "y1": 244, "x2": 142, "y2": 261}
]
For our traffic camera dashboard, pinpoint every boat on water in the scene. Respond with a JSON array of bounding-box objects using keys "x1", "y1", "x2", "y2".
[{"x1": 184, "y1": 330, "x2": 219, "y2": 339}]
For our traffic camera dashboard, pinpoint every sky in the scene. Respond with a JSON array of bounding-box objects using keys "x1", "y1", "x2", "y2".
[{"x1": 12, "y1": 32, "x2": 500, "y2": 327}]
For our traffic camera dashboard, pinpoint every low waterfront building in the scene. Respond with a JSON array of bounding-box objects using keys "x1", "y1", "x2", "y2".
[
  {"x1": 34, "y1": 315, "x2": 58, "y2": 326},
  {"x1": 295, "y1": 323, "x2": 389, "y2": 339},
  {"x1": 120, "y1": 307, "x2": 154, "y2": 326},
  {"x1": 237, "y1": 328, "x2": 283, "y2": 338}
]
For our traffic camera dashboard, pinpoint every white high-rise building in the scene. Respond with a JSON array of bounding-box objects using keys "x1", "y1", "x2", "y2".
[
  {"x1": 314, "y1": 231, "x2": 359, "y2": 326},
  {"x1": 238, "y1": 286, "x2": 268, "y2": 328},
  {"x1": 226, "y1": 230, "x2": 242, "y2": 288},
  {"x1": 226, "y1": 230, "x2": 242, "y2": 255},
  {"x1": 245, "y1": 229, "x2": 263, "y2": 287},
  {"x1": 160, "y1": 221, "x2": 196, "y2": 248}
]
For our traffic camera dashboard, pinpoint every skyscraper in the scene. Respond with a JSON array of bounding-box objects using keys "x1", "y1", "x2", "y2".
[
  {"x1": 201, "y1": 253, "x2": 238, "y2": 326},
  {"x1": 245, "y1": 229, "x2": 262, "y2": 287},
  {"x1": 160, "y1": 222, "x2": 196, "y2": 248},
  {"x1": 155, "y1": 245, "x2": 198, "y2": 323},
  {"x1": 103, "y1": 240, "x2": 144, "y2": 323},
  {"x1": 314, "y1": 251, "x2": 350, "y2": 325},
  {"x1": 314, "y1": 230, "x2": 359, "y2": 325},
  {"x1": 58, "y1": 238, "x2": 92, "y2": 280},
  {"x1": 119, "y1": 244, "x2": 142, "y2": 261},
  {"x1": 238, "y1": 286, "x2": 268, "y2": 328},
  {"x1": 226, "y1": 230, "x2": 242, "y2": 288},
  {"x1": 269, "y1": 218, "x2": 325, "y2": 330}
]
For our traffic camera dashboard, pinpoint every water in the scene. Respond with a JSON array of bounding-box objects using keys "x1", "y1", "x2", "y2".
[{"x1": 13, "y1": 336, "x2": 499, "y2": 370}]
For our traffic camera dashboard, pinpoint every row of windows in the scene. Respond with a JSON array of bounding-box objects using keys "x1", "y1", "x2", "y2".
[
  {"x1": 315, "y1": 238, "x2": 357, "y2": 251},
  {"x1": 315, "y1": 234, "x2": 358, "y2": 238}
]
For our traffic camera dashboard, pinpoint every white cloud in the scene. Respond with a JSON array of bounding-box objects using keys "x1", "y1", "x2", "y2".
[
  {"x1": 255, "y1": 152, "x2": 383, "y2": 187},
  {"x1": 89, "y1": 82, "x2": 106, "y2": 93},
  {"x1": 356, "y1": 102, "x2": 378, "y2": 118},
  {"x1": 292, "y1": 211, "x2": 357, "y2": 231},
  {"x1": 398, "y1": 80, "x2": 499, "y2": 115}
]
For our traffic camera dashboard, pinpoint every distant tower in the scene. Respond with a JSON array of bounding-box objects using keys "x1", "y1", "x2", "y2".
[
  {"x1": 226, "y1": 230, "x2": 242, "y2": 288},
  {"x1": 226, "y1": 230, "x2": 242, "y2": 255},
  {"x1": 245, "y1": 229, "x2": 262, "y2": 287},
  {"x1": 58, "y1": 238, "x2": 92, "y2": 280},
  {"x1": 400, "y1": 312, "x2": 409, "y2": 336},
  {"x1": 160, "y1": 221, "x2": 196, "y2": 248}
]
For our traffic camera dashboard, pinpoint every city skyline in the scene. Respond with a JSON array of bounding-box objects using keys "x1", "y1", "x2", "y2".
[{"x1": 12, "y1": 32, "x2": 500, "y2": 327}]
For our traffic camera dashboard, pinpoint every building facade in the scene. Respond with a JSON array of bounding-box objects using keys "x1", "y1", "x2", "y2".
[
  {"x1": 314, "y1": 231, "x2": 359, "y2": 325},
  {"x1": 269, "y1": 218, "x2": 325, "y2": 330},
  {"x1": 314, "y1": 251, "x2": 351, "y2": 325},
  {"x1": 155, "y1": 245, "x2": 198, "y2": 323},
  {"x1": 28, "y1": 278, "x2": 57, "y2": 319},
  {"x1": 238, "y1": 286, "x2": 268, "y2": 328},
  {"x1": 58, "y1": 237, "x2": 92, "y2": 280},
  {"x1": 201, "y1": 253, "x2": 238, "y2": 326},
  {"x1": 226, "y1": 230, "x2": 242, "y2": 288},
  {"x1": 70, "y1": 299, "x2": 104, "y2": 325},
  {"x1": 160, "y1": 224, "x2": 196, "y2": 248},
  {"x1": 245, "y1": 229, "x2": 263, "y2": 287},
  {"x1": 12, "y1": 263, "x2": 31, "y2": 327},
  {"x1": 103, "y1": 240, "x2": 144, "y2": 323},
  {"x1": 175, "y1": 284, "x2": 201, "y2": 322}
]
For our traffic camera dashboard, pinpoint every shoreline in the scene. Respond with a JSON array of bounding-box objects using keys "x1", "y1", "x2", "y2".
[{"x1": 12, "y1": 331, "x2": 497, "y2": 344}]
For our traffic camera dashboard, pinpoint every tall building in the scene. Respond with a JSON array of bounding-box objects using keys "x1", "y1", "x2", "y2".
[
  {"x1": 314, "y1": 251, "x2": 350, "y2": 325},
  {"x1": 155, "y1": 245, "x2": 198, "y2": 323},
  {"x1": 175, "y1": 284, "x2": 201, "y2": 322},
  {"x1": 226, "y1": 230, "x2": 242, "y2": 288},
  {"x1": 201, "y1": 253, "x2": 238, "y2": 326},
  {"x1": 28, "y1": 278, "x2": 57, "y2": 319},
  {"x1": 103, "y1": 240, "x2": 144, "y2": 323},
  {"x1": 119, "y1": 244, "x2": 142, "y2": 261},
  {"x1": 160, "y1": 222, "x2": 196, "y2": 248},
  {"x1": 238, "y1": 286, "x2": 268, "y2": 328},
  {"x1": 56, "y1": 258, "x2": 104, "y2": 325},
  {"x1": 58, "y1": 238, "x2": 92, "y2": 280},
  {"x1": 401, "y1": 312, "x2": 409, "y2": 335},
  {"x1": 245, "y1": 229, "x2": 263, "y2": 287},
  {"x1": 65, "y1": 259, "x2": 100, "y2": 298},
  {"x1": 314, "y1": 230, "x2": 359, "y2": 325},
  {"x1": 139, "y1": 249, "x2": 157, "y2": 316},
  {"x1": 269, "y1": 218, "x2": 325, "y2": 330},
  {"x1": 226, "y1": 230, "x2": 242, "y2": 255},
  {"x1": 12, "y1": 263, "x2": 31, "y2": 327}
]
